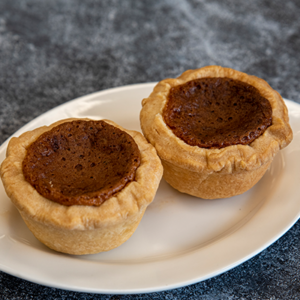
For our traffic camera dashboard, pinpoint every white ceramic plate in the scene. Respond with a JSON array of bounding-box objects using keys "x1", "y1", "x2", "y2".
[{"x1": 0, "y1": 83, "x2": 300, "y2": 294}]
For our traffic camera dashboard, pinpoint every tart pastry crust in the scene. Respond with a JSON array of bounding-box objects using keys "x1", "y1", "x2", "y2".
[
  {"x1": 140, "y1": 66, "x2": 293, "y2": 199},
  {"x1": 0, "y1": 118, "x2": 163, "y2": 255}
]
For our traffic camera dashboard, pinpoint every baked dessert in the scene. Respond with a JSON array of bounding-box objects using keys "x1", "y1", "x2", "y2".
[
  {"x1": 140, "y1": 66, "x2": 293, "y2": 199},
  {"x1": 0, "y1": 118, "x2": 163, "y2": 255}
]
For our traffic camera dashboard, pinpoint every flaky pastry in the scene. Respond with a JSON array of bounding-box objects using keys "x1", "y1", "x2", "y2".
[
  {"x1": 0, "y1": 118, "x2": 163, "y2": 255},
  {"x1": 140, "y1": 66, "x2": 293, "y2": 199}
]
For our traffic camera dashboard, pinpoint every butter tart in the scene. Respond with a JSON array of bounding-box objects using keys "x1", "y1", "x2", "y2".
[
  {"x1": 0, "y1": 118, "x2": 163, "y2": 255},
  {"x1": 140, "y1": 66, "x2": 293, "y2": 199}
]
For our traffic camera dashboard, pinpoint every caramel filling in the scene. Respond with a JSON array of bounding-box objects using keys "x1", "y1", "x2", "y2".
[
  {"x1": 163, "y1": 77, "x2": 272, "y2": 148},
  {"x1": 22, "y1": 120, "x2": 140, "y2": 206}
]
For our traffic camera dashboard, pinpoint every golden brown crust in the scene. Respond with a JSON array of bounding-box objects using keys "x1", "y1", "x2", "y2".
[
  {"x1": 0, "y1": 118, "x2": 163, "y2": 254},
  {"x1": 140, "y1": 66, "x2": 293, "y2": 199}
]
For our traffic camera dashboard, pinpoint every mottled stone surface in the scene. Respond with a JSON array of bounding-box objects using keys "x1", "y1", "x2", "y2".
[{"x1": 1, "y1": 0, "x2": 300, "y2": 299}]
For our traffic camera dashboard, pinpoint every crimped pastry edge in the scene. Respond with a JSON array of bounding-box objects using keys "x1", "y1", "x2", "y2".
[
  {"x1": 0, "y1": 118, "x2": 163, "y2": 231},
  {"x1": 140, "y1": 66, "x2": 293, "y2": 175}
]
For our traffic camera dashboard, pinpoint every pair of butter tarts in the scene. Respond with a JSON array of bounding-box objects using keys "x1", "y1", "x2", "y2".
[{"x1": 0, "y1": 66, "x2": 293, "y2": 255}]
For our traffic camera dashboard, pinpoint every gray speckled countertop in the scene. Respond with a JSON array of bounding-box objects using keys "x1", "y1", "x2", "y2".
[{"x1": 1, "y1": 1, "x2": 300, "y2": 299}]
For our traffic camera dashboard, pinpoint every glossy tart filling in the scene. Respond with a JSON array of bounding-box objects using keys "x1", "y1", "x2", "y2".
[
  {"x1": 163, "y1": 77, "x2": 272, "y2": 148},
  {"x1": 22, "y1": 120, "x2": 140, "y2": 206}
]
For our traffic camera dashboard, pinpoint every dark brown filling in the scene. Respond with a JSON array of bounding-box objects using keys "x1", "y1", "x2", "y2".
[
  {"x1": 163, "y1": 77, "x2": 272, "y2": 148},
  {"x1": 22, "y1": 120, "x2": 140, "y2": 206}
]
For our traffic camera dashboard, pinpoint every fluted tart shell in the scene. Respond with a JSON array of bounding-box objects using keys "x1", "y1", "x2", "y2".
[
  {"x1": 0, "y1": 118, "x2": 163, "y2": 255},
  {"x1": 140, "y1": 66, "x2": 293, "y2": 199}
]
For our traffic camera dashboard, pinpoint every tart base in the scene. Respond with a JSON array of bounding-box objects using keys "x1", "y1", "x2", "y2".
[
  {"x1": 162, "y1": 159, "x2": 272, "y2": 199},
  {"x1": 21, "y1": 209, "x2": 145, "y2": 255}
]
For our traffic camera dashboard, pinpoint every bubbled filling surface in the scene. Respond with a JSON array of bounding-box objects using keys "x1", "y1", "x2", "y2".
[
  {"x1": 22, "y1": 120, "x2": 140, "y2": 206},
  {"x1": 163, "y1": 77, "x2": 272, "y2": 148}
]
